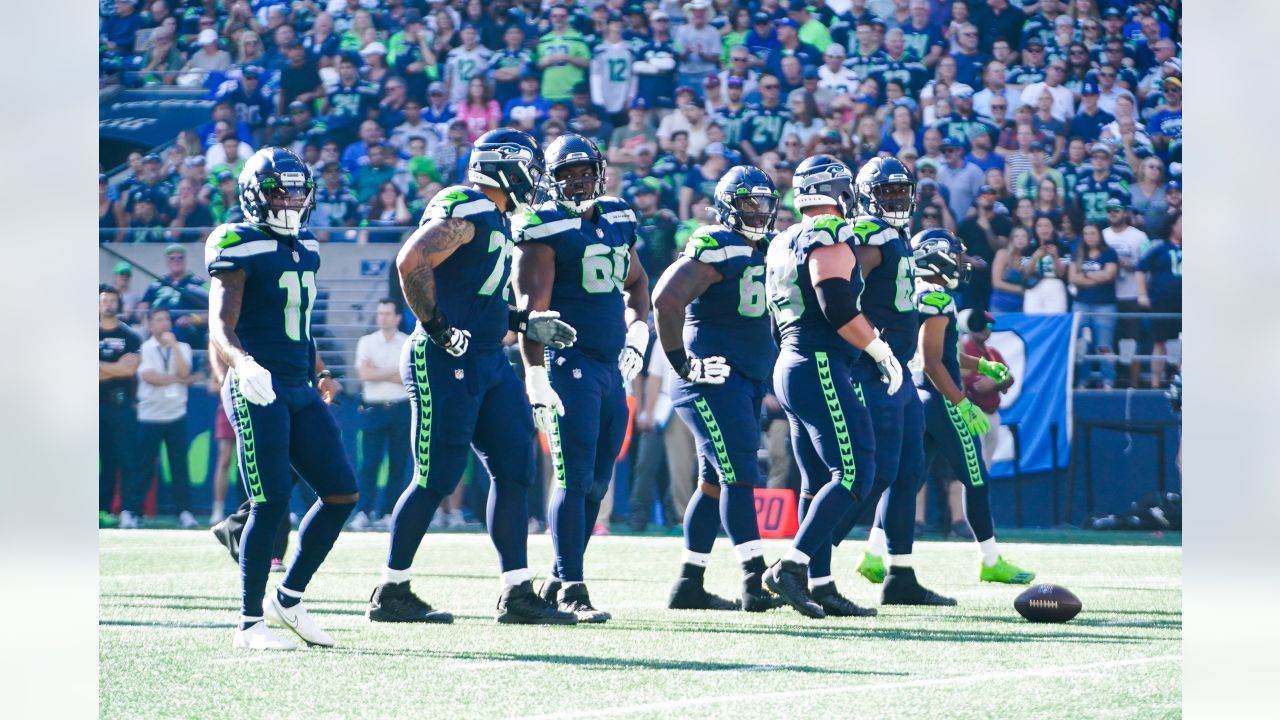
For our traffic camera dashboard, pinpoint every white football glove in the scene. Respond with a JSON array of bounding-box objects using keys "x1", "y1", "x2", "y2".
[
  {"x1": 235, "y1": 357, "x2": 276, "y2": 406},
  {"x1": 525, "y1": 366, "x2": 565, "y2": 433},
  {"x1": 863, "y1": 335, "x2": 903, "y2": 396},
  {"x1": 428, "y1": 326, "x2": 470, "y2": 357},
  {"x1": 618, "y1": 320, "x2": 649, "y2": 384},
  {"x1": 678, "y1": 355, "x2": 732, "y2": 385},
  {"x1": 521, "y1": 310, "x2": 577, "y2": 349}
]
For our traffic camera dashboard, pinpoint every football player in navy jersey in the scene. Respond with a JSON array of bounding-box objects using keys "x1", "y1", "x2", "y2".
[
  {"x1": 824, "y1": 157, "x2": 957, "y2": 606},
  {"x1": 903, "y1": 230, "x2": 1034, "y2": 586},
  {"x1": 761, "y1": 155, "x2": 903, "y2": 618},
  {"x1": 207, "y1": 147, "x2": 359, "y2": 650},
  {"x1": 513, "y1": 134, "x2": 650, "y2": 623},
  {"x1": 653, "y1": 166, "x2": 785, "y2": 613},
  {"x1": 366, "y1": 129, "x2": 579, "y2": 626}
]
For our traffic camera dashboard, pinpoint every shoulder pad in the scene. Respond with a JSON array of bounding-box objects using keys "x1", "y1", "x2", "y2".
[
  {"x1": 685, "y1": 225, "x2": 753, "y2": 264},
  {"x1": 916, "y1": 289, "x2": 956, "y2": 316},
  {"x1": 850, "y1": 216, "x2": 897, "y2": 246},
  {"x1": 205, "y1": 224, "x2": 278, "y2": 273},
  {"x1": 515, "y1": 203, "x2": 581, "y2": 243},
  {"x1": 423, "y1": 186, "x2": 496, "y2": 223},
  {"x1": 809, "y1": 214, "x2": 854, "y2": 244},
  {"x1": 597, "y1": 197, "x2": 637, "y2": 225}
]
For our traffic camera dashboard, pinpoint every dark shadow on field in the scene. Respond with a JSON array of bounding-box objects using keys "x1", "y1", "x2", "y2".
[
  {"x1": 608, "y1": 618, "x2": 1148, "y2": 645},
  {"x1": 101, "y1": 619, "x2": 228, "y2": 630},
  {"x1": 320, "y1": 646, "x2": 901, "y2": 676},
  {"x1": 101, "y1": 593, "x2": 368, "y2": 615},
  {"x1": 944, "y1": 609, "x2": 1181, "y2": 631}
]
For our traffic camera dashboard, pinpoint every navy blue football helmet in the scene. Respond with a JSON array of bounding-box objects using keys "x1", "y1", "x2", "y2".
[
  {"x1": 544, "y1": 133, "x2": 607, "y2": 213},
  {"x1": 910, "y1": 227, "x2": 968, "y2": 289},
  {"x1": 238, "y1": 147, "x2": 315, "y2": 236},
  {"x1": 468, "y1": 128, "x2": 544, "y2": 212},
  {"x1": 856, "y1": 156, "x2": 916, "y2": 229},
  {"x1": 713, "y1": 165, "x2": 779, "y2": 242},
  {"x1": 792, "y1": 155, "x2": 856, "y2": 217}
]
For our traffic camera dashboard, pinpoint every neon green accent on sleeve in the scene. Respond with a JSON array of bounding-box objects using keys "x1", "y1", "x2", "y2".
[
  {"x1": 217, "y1": 229, "x2": 242, "y2": 248},
  {"x1": 811, "y1": 214, "x2": 846, "y2": 236},
  {"x1": 689, "y1": 231, "x2": 719, "y2": 249},
  {"x1": 441, "y1": 190, "x2": 471, "y2": 206}
]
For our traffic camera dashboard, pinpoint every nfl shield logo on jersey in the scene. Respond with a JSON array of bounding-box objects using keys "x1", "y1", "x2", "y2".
[
  {"x1": 292, "y1": 251, "x2": 300, "y2": 262},
  {"x1": 572, "y1": 368, "x2": 583, "y2": 379},
  {"x1": 454, "y1": 369, "x2": 465, "y2": 380}
]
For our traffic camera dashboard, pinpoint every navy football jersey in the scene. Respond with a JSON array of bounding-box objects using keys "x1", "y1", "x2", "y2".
[
  {"x1": 1074, "y1": 173, "x2": 1130, "y2": 224},
  {"x1": 849, "y1": 216, "x2": 918, "y2": 370},
  {"x1": 417, "y1": 186, "x2": 515, "y2": 352},
  {"x1": 765, "y1": 213, "x2": 864, "y2": 359},
  {"x1": 206, "y1": 223, "x2": 322, "y2": 382},
  {"x1": 681, "y1": 225, "x2": 773, "y2": 381},
  {"x1": 914, "y1": 281, "x2": 961, "y2": 394},
  {"x1": 515, "y1": 196, "x2": 638, "y2": 362}
]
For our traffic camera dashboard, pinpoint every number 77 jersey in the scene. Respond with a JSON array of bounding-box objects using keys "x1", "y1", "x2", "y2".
[
  {"x1": 514, "y1": 196, "x2": 638, "y2": 363},
  {"x1": 205, "y1": 222, "x2": 321, "y2": 383}
]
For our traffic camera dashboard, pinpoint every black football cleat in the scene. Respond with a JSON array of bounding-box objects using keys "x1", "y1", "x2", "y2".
[
  {"x1": 667, "y1": 578, "x2": 740, "y2": 611},
  {"x1": 741, "y1": 588, "x2": 786, "y2": 612},
  {"x1": 538, "y1": 578, "x2": 562, "y2": 605},
  {"x1": 880, "y1": 566, "x2": 958, "y2": 606},
  {"x1": 558, "y1": 583, "x2": 610, "y2": 623},
  {"x1": 763, "y1": 560, "x2": 825, "y2": 618},
  {"x1": 496, "y1": 581, "x2": 577, "y2": 625},
  {"x1": 211, "y1": 517, "x2": 240, "y2": 563},
  {"x1": 811, "y1": 582, "x2": 877, "y2": 617},
  {"x1": 367, "y1": 581, "x2": 455, "y2": 623}
]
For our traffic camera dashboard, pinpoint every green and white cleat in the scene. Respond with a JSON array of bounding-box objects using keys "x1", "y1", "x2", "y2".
[
  {"x1": 855, "y1": 551, "x2": 886, "y2": 584},
  {"x1": 980, "y1": 556, "x2": 1036, "y2": 584}
]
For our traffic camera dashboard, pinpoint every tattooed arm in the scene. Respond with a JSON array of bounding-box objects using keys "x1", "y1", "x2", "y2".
[
  {"x1": 208, "y1": 269, "x2": 250, "y2": 370},
  {"x1": 396, "y1": 216, "x2": 476, "y2": 347}
]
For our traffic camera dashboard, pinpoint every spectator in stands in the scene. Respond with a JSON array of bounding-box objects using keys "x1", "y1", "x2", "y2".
[
  {"x1": 634, "y1": 11, "x2": 679, "y2": 110},
  {"x1": 311, "y1": 161, "x2": 361, "y2": 239},
  {"x1": 206, "y1": 133, "x2": 254, "y2": 172},
  {"x1": 139, "y1": 25, "x2": 185, "y2": 86},
  {"x1": 1023, "y1": 215, "x2": 1070, "y2": 314},
  {"x1": 1137, "y1": 209, "x2": 1182, "y2": 387},
  {"x1": 432, "y1": 119, "x2": 470, "y2": 185},
  {"x1": 278, "y1": 41, "x2": 325, "y2": 116},
  {"x1": 608, "y1": 99, "x2": 659, "y2": 174},
  {"x1": 781, "y1": 91, "x2": 824, "y2": 153},
  {"x1": 325, "y1": 52, "x2": 380, "y2": 147},
  {"x1": 938, "y1": 138, "x2": 985, "y2": 221},
  {"x1": 489, "y1": 24, "x2": 533, "y2": 108},
  {"x1": 1020, "y1": 56, "x2": 1073, "y2": 122},
  {"x1": 100, "y1": 174, "x2": 126, "y2": 243},
  {"x1": 658, "y1": 88, "x2": 711, "y2": 157},
  {"x1": 1148, "y1": 75, "x2": 1182, "y2": 157},
  {"x1": 209, "y1": 170, "x2": 242, "y2": 225},
  {"x1": 1031, "y1": 91, "x2": 1066, "y2": 163},
  {"x1": 950, "y1": 23, "x2": 987, "y2": 87},
  {"x1": 537, "y1": 5, "x2": 591, "y2": 103},
  {"x1": 957, "y1": 184, "x2": 1011, "y2": 309},
  {"x1": 443, "y1": 25, "x2": 491, "y2": 105},
  {"x1": 1033, "y1": 176, "x2": 1064, "y2": 226},
  {"x1": 631, "y1": 180, "x2": 680, "y2": 281},
  {"x1": 973, "y1": 60, "x2": 1018, "y2": 121},
  {"x1": 124, "y1": 195, "x2": 168, "y2": 243},
  {"x1": 423, "y1": 80, "x2": 457, "y2": 132},
  {"x1": 1102, "y1": 197, "x2": 1151, "y2": 386},
  {"x1": 341, "y1": 119, "x2": 387, "y2": 174},
  {"x1": 961, "y1": 310, "x2": 1013, "y2": 471},
  {"x1": 1003, "y1": 125, "x2": 1035, "y2": 194},
  {"x1": 109, "y1": 261, "x2": 143, "y2": 327},
  {"x1": 361, "y1": 181, "x2": 413, "y2": 243},
  {"x1": 136, "y1": 307, "x2": 199, "y2": 529},
  {"x1": 179, "y1": 28, "x2": 233, "y2": 86},
  {"x1": 1094, "y1": 63, "x2": 1135, "y2": 117},
  {"x1": 990, "y1": 225, "x2": 1030, "y2": 312},
  {"x1": 99, "y1": 286, "x2": 143, "y2": 528},
  {"x1": 352, "y1": 142, "x2": 403, "y2": 203},
  {"x1": 901, "y1": 0, "x2": 945, "y2": 68},
  {"x1": 302, "y1": 11, "x2": 340, "y2": 67},
  {"x1": 629, "y1": 341, "x2": 678, "y2": 531},
  {"x1": 1071, "y1": 82, "x2": 1115, "y2": 144},
  {"x1": 1069, "y1": 222, "x2": 1120, "y2": 388},
  {"x1": 456, "y1": 76, "x2": 500, "y2": 143},
  {"x1": 168, "y1": 177, "x2": 214, "y2": 236},
  {"x1": 673, "y1": 2, "x2": 721, "y2": 96},
  {"x1": 350, "y1": 300, "x2": 411, "y2": 530},
  {"x1": 980, "y1": 0, "x2": 1023, "y2": 53},
  {"x1": 138, "y1": 245, "x2": 209, "y2": 345},
  {"x1": 1130, "y1": 155, "x2": 1171, "y2": 237},
  {"x1": 767, "y1": 18, "x2": 820, "y2": 79}
]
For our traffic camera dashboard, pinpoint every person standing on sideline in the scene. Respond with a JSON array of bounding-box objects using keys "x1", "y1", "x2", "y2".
[
  {"x1": 136, "y1": 308, "x2": 201, "y2": 529},
  {"x1": 350, "y1": 300, "x2": 411, "y2": 531},
  {"x1": 100, "y1": 286, "x2": 143, "y2": 529}
]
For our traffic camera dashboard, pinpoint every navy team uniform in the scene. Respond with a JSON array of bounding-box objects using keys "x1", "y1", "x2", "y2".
[
  {"x1": 914, "y1": 284, "x2": 996, "y2": 543},
  {"x1": 766, "y1": 214, "x2": 877, "y2": 580},
  {"x1": 385, "y1": 187, "x2": 536, "y2": 576},
  {"x1": 206, "y1": 223, "x2": 358, "y2": 621},
  {"x1": 515, "y1": 196, "x2": 637, "y2": 583},
  {"x1": 829, "y1": 217, "x2": 926, "y2": 556},
  {"x1": 672, "y1": 226, "x2": 773, "y2": 559}
]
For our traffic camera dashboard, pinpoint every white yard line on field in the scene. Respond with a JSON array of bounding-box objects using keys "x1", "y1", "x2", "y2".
[{"x1": 505, "y1": 654, "x2": 1182, "y2": 720}]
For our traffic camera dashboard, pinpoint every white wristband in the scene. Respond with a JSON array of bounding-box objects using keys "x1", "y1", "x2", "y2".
[
  {"x1": 526, "y1": 365, "x2": 550, "y2": 385},
  {"x1": 864, "y1": 336, "x2": 892, "y2": 363}
]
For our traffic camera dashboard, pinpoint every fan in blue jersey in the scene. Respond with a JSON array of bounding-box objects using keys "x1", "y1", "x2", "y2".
[
  {"x1": 652, "y1": 166, "x2": 785, "y2": 613},
  {"x1": 816, "y1": 157, "x2": 957, "y2": 607},
  {"x1": 366, "y1": 129, "x2": 579, "y2": 627},
  {"x1": 513, "y1": 133, "x2": 650, "y2": 623},
  {"x1": 760, "y1": 155, "x2": 903, "y2": 619},
  {"x1": 207, "y1": 147, "x2": 359, "y2": 650},
  {"x1": 904, "y1": 229, "x2": 1034, "y2": 586}
]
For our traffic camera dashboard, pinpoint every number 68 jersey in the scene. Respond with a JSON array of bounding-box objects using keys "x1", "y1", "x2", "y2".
[
  {"x1": 206, "y1": 222, "x2": 321, "y2": 383},
  {"x1": 514, "y1": 196, "x2": 638, "y2": 363},
  {"x1": 681, "y1": 225, "x2": 773, "y2": 381}
]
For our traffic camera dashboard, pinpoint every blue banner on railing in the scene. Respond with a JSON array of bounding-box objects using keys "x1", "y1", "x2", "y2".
[{"x1": 984, "y1": 313, "x2": 1075, "y2": 478}]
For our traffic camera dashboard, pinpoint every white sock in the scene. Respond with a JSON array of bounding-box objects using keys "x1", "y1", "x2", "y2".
[
  {"x1": 732, "y1": 540, "x2": 764, "y2": 562},
  {"x1": 809, "y1": 575, "x2": 833, "y2": 588},
  {"x1": 682, "y1": 549, "x2": 712, "y2": 567},
  {"x1": 500, "y1": 568, "x2": 532, "y2": 587},
  {"x1": 238, "y1": 615, "x2": 263, "y2": 627},
  {"x1": 979, "y1": 538, "x2": 999, "y2": 567},
  {"x1": 866, "y1": 526, "x2": 888, "y2": 557},
  {"x1": 783, "y1": 547, "x2": 811, "y2": 565},
  {"x1": 382, "y1": 566, "x2": 411, "y2": 584},
  {"x1": 276, "y1": 584, "x2": 303, "y2": 599},
  {"x1": 889, "y1": 553, "x2": 912, "y2": 568}
]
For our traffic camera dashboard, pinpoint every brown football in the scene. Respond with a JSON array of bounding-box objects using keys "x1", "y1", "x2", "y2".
[{"x1": 1014, "y1": 584, "x2": 1082, "y2": 623}]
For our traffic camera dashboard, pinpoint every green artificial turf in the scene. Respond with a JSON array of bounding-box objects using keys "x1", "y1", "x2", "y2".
[{"x1": 100, "y1": 530, "x2": 1181, "y2": 720}]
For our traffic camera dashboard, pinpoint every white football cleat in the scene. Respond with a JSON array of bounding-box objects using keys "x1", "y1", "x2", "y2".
[
  {"x1": 178, "y1": 511, "x2": 198, "y2": 529},
  {"x1": 265, "y1": 592, "x2": 335, "y2": 647},
  {"x1": 347, "y1": 510, "x2": 370, "y2": 531},
  {"x1": 232, "y1": 620, "x2": 297, "y2": 651},
  {"x1": 118, "y1": 510, "x2": 140, "y2": 529}
]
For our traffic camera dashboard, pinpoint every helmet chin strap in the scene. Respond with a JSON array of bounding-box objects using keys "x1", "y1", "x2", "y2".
[{"x1": 265, "y1": 209, "x2": 302, "y2": 236}]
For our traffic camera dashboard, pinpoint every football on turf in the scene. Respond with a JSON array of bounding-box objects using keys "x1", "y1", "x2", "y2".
[{"x1": 1014, "y1": 584, "x2": 1082, "y2": 623}]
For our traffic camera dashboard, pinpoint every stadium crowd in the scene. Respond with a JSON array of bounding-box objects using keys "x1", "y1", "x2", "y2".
[{"x1": 100, "y1": 0, "x2": 1182, "y2": 529}]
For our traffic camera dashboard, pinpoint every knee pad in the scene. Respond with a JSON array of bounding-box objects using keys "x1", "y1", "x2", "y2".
[{"x1": 586, "y1": 477, "x2": 611, "y2": 504}]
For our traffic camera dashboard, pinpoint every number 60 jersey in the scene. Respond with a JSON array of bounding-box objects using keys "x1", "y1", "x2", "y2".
[
  {"x1": 514, "y1": 195, "x2": 638, "y2": 363},
  {"x1": 205, "y1": 222, "x2": 321, "y2": 383}
]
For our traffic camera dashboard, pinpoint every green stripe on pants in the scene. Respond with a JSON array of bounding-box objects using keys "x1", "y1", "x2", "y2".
[
  {"x1": 544, "y1": 350, "x2": 567, "y2": 488},
  {"x1": 815, "y1": 351, "x2": 856, "y2": 491},
  {"x1": 230, "y1": 376, "x2": 265, "y2": 502},
  {"x1": 413, "y1": 338, "x2": 434, "y2": 487},
  {"x1": 943, "y1": 398, "x2": 984, "y2": 487},
  {"x1": 693, "y1": 397, "x2": 737, "y2": 484}
]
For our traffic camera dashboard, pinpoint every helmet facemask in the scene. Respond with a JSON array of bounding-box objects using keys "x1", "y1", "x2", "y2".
[
  {"x1": 256, "y1": 173, "x2": 314, "y2": 236},
  {"x1": 730, "y1": 193, "x2": 778, "y2": 242},
  {"x1": 551, "y1": 160, "x2": 605, "y2": 214},
  {"x1": 863, "y1": 181, "x2": 915, "y2": 229},
  {"x1": 913, "y1": 238, "x2": 966, "y2": 289}
]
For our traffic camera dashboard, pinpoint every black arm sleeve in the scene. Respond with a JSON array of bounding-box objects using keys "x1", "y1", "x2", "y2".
[{"x1": 814, "y1": 276, "x2": 861, "y2": 330}]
